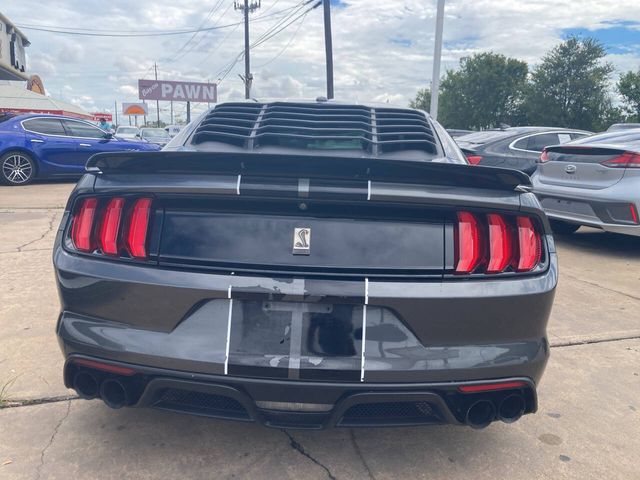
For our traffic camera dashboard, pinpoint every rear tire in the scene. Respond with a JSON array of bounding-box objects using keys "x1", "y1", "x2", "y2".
[
  {"x1": 1, "y1": 151, "x2": 36, "y2": 186},
  {"x1": 550, "y1": 220, "x2": 580, "y2": 235}
]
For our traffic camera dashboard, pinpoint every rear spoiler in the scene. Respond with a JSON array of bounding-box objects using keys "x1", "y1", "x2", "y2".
[{"x1": 86, "y1": 151, "x2": 531, "y2": 191}]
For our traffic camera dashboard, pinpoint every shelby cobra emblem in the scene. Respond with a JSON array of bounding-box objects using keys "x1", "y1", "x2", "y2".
[{"x1": 293, "y1": 227, "x2": 311, "y2": 255}]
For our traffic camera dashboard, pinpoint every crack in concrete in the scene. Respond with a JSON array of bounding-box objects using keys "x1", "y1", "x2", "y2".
[
  {"x1": 1, "y1": 395, "x2": 78, "y2": 409},
  {"x1": 281, "y1": 429, "x2": 337, "y2": 480},
  {"x1": 349, "y1": 429, "x2": 376, "y2": 480},
  {"x1": 562, "y1": 272, "x2": 640, "y2": 302},
  {"x1": 34, "y1": 400, "x2": 71, "y2": 480},
  {"x1": 0, "y1": 248, "x2": 52, "y2": 255},
  {"x1": 552, "y1": 334, "x2": 640, "y2": 348},
  {"x1": 16, "y1": 212, "x2": 58, "y2": 252}
]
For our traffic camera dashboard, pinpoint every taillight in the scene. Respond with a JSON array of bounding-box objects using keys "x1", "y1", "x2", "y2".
[
  {"x1": 466, "y1": 155, "x2": 483, "y2": 165},
  {"x1": 515, "y1": 216, "x2": 541, "y2": 272},
  {"x1": 455, "y1": 212, "x2": 542, "y2": 275},
  {"x1": 486, "y1": 214, "x2": 513, "y2": 273},
  {"x1": 539, "y1": 150, "x2": 550, "y2": 163},
  {"x1": 69, "y1": 196, "x2": 153, "y2": 259},
  {"x1": 98, "y1": 198, "x2": 125, "y2": 255},
  {"x1": 71, "y1": 198, "x2": 98, "y2": 252},
  {"x1": 126, "y1": 198, "x2": 153, "y2": 259},
  {"x1": 455, "y1": 212, "x2": 483, "y2": 274},
  {"x1": 601, "y1": 152, "x2": 640, "y2": 168}
]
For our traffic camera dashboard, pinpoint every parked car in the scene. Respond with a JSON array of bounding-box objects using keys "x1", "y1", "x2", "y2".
[
  {"x1": 456, "y1": 127, "x2": 591, "y2": 175},
  {"x1": 55, "y1": 100, "x2": 556, "y2": 430},
  {"x1": 607, "y1": 123, "x2": 640, "y2": 132},
  {"x1": 0, "y1": 113, "x2": 161, "y2": 185},
  {"x1": 140, "y1": 127, "x2": 172, "y2": 147},
  {"x1": 115, "y1": 126, "x2": 141, "y2": 141},
  {"x1": 532, "y1": 129, "x2": 640, "y2": 236},
  {"x1": 165, "y1": 124, "x2": 182, "y2": 137},
  {"x1": 446, "y1": 128, "x2": 473, "y2": 138}
]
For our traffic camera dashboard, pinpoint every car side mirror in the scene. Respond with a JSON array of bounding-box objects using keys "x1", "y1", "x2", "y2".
[{"x1": 103, "y1": 132, "x2": 114, "y2": 139}]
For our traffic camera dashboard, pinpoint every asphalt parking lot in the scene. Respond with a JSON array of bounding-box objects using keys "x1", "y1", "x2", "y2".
[{"x1": 1, "y1": 182, "x2": 639, "y2": 480}]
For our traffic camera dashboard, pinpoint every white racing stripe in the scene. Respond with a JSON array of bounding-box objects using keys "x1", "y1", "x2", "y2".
[
  {"x1": 367, "y1": 180, "x2": 371, "y2": 201},
  {"x1": 224, "y1": 286, "x2": 233, "y2": 375},
  {"x1": 360, "y1": 278, "x2": 369, "y2": 382},
  {"x1": 236, "y1": 174, "x2": 242, "y2": 195}
]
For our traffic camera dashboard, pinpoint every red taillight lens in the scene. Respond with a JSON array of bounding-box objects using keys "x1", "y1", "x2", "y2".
[
  {"x1": 98, "y1": 198, "x2": 125, "y2": 255},
  {"x1": 71, "y1": 197, "x2": 98, "y2": 252},
  {"x1": 486, "y1": 214, "x2": 513, "y2": 274},
  {"x1": 515, "y1": 216, "x2": 541, "y2": 272},
  {"x1": 126, "y1": 198, "x2": 152, "y2": 258},
  {"x1": 539, "y1": 150, "x2": 550, "y2": 163},
  {"x1": 458, "y1": 380, "x2": 527, "y2": 393},
  {"x1": 454, "y1": 213, "x2": 542, "y2": 275},
  {"x1": 601, "y1": 152, "x2": 640, "y2": 168},
  {"x1": 466, "y1": 155, "x2": 483, "y2": 165},
  {"x1": 455, "y1": 212, "x2": 482, "y2": 274}
]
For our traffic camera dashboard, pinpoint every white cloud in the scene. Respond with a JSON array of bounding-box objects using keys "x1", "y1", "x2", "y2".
[{"x1": 3, "y1": 0, "x2": 639, "y2": 122}]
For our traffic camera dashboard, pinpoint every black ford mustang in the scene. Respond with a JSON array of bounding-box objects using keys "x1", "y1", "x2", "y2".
[{"x1": 54, "y1": 100, "x2": 556, "y2": 429}]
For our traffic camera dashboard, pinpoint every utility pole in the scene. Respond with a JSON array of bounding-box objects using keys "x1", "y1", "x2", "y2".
[
  {"x1": 186, "y1": 101, "x2": 191, "y2": 124},
  {"x1": 323, "y1": 0, "x2": 334, "y2": 99},
  {"x1": 430, "y1": 0, "x2": 445, "y2": 120},
  {"x1": 170, "y1": 101, "x2": 174, "y2": 125},
  {"x1": 114, "y1": 100, "x2": 118, "y2": 127},
  {"x1": 154, "y1": 62, "x2": 160, "y2": 126},
  {"x1": 235, "y1": 0, "x2": 261, "y2": 99}
]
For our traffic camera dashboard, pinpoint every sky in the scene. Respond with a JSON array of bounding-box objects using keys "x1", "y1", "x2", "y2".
[{"x1": 3, "y1": 0, "x2": 640, "y2": 123}]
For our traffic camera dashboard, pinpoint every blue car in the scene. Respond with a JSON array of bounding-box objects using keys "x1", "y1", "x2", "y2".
[{"x1": 0, "y1": 113, "x2": 161, "y2": 185}]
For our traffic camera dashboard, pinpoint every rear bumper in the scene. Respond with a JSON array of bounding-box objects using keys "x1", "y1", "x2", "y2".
[
  {"x1": 533, "y1": 180, "x2": 640, "y2": 236},
  {"x1": 55, "y1": 246, "x2": 556, "y2": 385},
  {"x1": 63, "y1": 355, "x2": 537, "y2": 429}
]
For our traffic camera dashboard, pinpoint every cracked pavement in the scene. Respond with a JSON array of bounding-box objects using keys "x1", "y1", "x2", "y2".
[{"x1": 1, "y1": 182, "x2": 639, "y2": 479}]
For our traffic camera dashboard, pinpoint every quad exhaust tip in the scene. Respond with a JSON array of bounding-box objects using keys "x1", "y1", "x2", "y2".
[
  {"x1": 497, "y1": 394, "x2": 525, "y2": 424},
  {"x1": 465, "y1": 400, "x2": 496, "y2": 429},
  {"x1": 99, "y1": 378, "x2": 130, "y2": 409},
  {"x1": 73, "y1": 371, "x2": 99, "y2": 400}
]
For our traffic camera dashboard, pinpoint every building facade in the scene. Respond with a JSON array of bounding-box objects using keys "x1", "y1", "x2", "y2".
[{"x1": 0, "y1": 12, "x2": 30, "y2": 81}]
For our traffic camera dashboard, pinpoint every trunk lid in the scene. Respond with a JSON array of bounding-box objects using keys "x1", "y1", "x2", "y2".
[
  {"x1": 88, "y1": 151, "x2": 527, "y2": 278},
  {"x1": 537, "y1": 146, "x2": 626, "y2": 190}
]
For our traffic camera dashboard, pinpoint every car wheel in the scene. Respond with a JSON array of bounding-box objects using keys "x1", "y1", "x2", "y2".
[
  {"x1": 550, "y1": 220, "x2": 580, "y2": 235},
  {"x1": 1, "y1": 151, "x2": 36, "y2": 186}
]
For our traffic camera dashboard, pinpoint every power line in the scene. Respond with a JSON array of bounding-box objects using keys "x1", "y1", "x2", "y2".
[
  {"x1": 254, "y1": 7, "x2": 311, "y2": 68},
  {"x1": 216, "y1": 1, "x2": 319, "y2": 84},
  {"x1": 164, "y1": 0, "x2": 227, "y2": 62},
  {"x1": 15, "y1": 3, "x2": 316, "y2": 37}
]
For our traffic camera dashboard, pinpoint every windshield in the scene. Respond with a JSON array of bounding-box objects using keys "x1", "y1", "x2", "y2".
[
  {"x1": 142, "y1": 129, "x2": 171, "y2": 139},
  {"x1": 455, "y1": 130, "x2": 514, "y2": 145},
  {"x1": 117, "y1": 127, "x2": 138, "y2": 134}
]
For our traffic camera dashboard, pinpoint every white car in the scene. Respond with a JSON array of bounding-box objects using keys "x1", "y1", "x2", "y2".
[{"x1": 115, "y1": 126, "x2": 141, "y2": 141}]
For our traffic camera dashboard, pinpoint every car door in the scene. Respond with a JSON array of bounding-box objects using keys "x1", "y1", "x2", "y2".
[
  {"x1": 21, "y1": 118, "x2": 78, "y2": 174},
  {"x1": 61, "y1": 119, "x2": 120, "y2": 167}
]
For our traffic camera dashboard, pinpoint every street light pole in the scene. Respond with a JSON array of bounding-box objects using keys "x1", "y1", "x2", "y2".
[
  {"x1": 154, "y1": 62, "x2": 160, "y2": 126},
  {"x1": 430, "y1": 0, "x2": 445, "y2": 120},
  {"x1": 323, "y1": 0, "x2": 334, "y2": 99}
]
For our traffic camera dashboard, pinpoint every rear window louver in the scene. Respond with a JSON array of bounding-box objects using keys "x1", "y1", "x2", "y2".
[{"x1": 191, "y1": 102, "x2": 438, "y2": 155}]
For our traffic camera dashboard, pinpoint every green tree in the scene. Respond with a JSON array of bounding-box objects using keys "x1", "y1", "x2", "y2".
[
  {"x1": 409, "y1": 88, "x2": 431, "y2": 113},
  {"x1": 525, "y1": 37, "x2": 614, "y2": 131},
  {"x1": 410, "y1": 53, "x2": 528, "y2": 129},
  {"x1": 618, "y1": 69, "x2": 640, "y2": 121}
]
